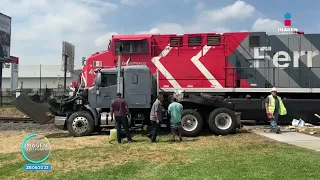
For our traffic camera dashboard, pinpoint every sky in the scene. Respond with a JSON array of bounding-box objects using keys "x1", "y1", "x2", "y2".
[{"x1": 1, "y1": 0, "x2": 319, "y2": 69}]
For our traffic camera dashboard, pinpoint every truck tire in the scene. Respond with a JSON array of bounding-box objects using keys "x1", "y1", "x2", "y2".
[
  {"x1": 181, "y1": 109, "x2": 204, "y2": 137},
  {"x1": 207, "y1": 108, "x2": 237, "y2": 135},
  {"x1": 67, "y1": 111, "x2": 94, "y2": 137}
]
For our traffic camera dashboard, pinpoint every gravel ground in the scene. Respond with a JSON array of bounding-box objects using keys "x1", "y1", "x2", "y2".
[{"x1": 0, "y1": 123, "x2": 66, "y2": 133}]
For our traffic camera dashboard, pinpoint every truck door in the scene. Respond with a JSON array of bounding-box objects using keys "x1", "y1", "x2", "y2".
[{"x1": 96, "y1": 73, "x2": 118, "y2": 108}]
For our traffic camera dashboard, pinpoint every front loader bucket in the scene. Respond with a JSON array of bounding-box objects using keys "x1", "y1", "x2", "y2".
[{"x1": 12, "y1": 94, "x2": 54, "y2": 125}]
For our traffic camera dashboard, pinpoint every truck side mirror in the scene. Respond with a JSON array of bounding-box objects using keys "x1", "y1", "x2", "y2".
[{"x1": 95, "y1": 72, "x2": 102, "y2": 86}]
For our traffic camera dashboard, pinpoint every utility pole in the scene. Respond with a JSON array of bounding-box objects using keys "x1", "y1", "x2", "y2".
[
  {"x1": 57, "y1": 75, "x2": 60, "y2": 91},
  {"x1": 0, "y1": 62, "x2": 2, "y2": 107},
  {"x1": 64, "y1": 54, "x2": 68, "y2": 92},
  {"x1": 39, "y1": 64, "x2": 42, "y2": 95}
]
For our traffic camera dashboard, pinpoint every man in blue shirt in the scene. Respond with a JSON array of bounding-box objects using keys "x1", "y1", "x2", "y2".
[{"x1": 168, "y1": 97, "x2": 183, "y2": 142}]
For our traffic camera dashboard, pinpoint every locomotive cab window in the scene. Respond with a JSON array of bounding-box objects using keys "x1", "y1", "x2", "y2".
[
  {"x1": 115, "y1": 40, "x2": 148, "y2": 54},
  {"x1": 249, "y1": 36, "x2": 260, "y2": 47},
  {"x1": 101, "y1": 74, "x2": 117, "y2": 87},
  {"x1": 207, "y1": 35, "x2": 221, "y2": 46},
  {"x1": 170, "y1": 36, "x2": 183, "y2": 47}
]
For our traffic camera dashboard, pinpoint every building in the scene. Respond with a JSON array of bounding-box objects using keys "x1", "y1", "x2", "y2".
[{"x1": 1, "y1": 64, "x2": 76, "y2": 91}]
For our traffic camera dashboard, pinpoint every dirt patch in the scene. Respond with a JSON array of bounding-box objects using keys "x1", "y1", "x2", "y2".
[
  {"x1": 50, "y1": 148, "x2": 185, "y2": 173},
  {"x1": 0, "y1": 131, "x2": 31, "y2": 153},
  {"x1": 0, "y1": 107, "x2": 25, "y2": 117},
  {"x1": 0, "y1": 132, "x2": 110, "y2": 153},
  {"x1": 47, "y1": 134, "x2": 110, "y2": 150}
]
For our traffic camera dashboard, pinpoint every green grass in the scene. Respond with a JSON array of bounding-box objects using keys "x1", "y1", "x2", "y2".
[{"x1": 1, "y1": 132, "x2": 319, "y2": 180}]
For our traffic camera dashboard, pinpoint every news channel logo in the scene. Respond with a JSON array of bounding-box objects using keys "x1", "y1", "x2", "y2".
[
  {"x1": 277, "y1": 12, "x2": 299, "y2": 34},
  {"x1": 284, "y1": 12, "x2": 292, "y2": 26},
  {"x1": 21, "y1": 133, "x2": 52, "y2": 171}
]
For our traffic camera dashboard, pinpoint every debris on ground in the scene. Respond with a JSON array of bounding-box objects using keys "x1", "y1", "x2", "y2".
[
  {"x1": 285, "y1": 124, "x2": 320, "y2": 137},
  {"x1": 292, "y1": 118, "x2": 305, "y2": 127},
  {"x1": 288, "y1": 117, "x2": 320, "y2": 136}
]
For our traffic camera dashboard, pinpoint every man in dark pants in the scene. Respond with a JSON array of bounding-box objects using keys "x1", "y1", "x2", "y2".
[
  {"x1": 148, "y1": 95, "x2": 164, "y2": 142},
  {"x1": 110, "y1": 93, "x2": 132, "y2": 143}
]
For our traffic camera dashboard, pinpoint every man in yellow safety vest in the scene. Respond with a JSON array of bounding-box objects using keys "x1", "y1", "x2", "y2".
[{"x1": 265, "y1": 87, "x2": 287, "y2": 134}]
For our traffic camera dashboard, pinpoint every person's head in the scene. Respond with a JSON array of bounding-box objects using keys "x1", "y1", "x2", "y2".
[
  {"x1": 171, "y1": 96, "x2": 177, "y2": 102},
  {"x1": 116, "y1": 93, "x2": 121, "y2": 98},
  {"x1": 157, "y1": 94, "x2": 164, "y2": 102},
  {"x1": 271, "y1": 87, "x2": 277, "y2": 96}
]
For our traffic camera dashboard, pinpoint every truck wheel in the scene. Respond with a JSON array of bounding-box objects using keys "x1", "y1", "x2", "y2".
[
  {"x1": 208, "y1": 108, "x2": 237, "y2": 135},
  {"x1": 67, "y1": 111, "x2": 94, "y2": 137},
  {"x1": 181, "y1": 109, "x2": 203, "y2": 137}
]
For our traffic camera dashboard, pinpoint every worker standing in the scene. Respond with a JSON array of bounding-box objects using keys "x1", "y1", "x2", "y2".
[
  {"x1": 265, "y1": 87, "x2": 287, "y2": 134},
  {"x1": 148, "y1": 95, "x2": 164, "y2": 142},
  {"x1": 168, "y1": 97, "x2": 183, "y2": 142},
  {"x1": 110, "y1": 93, "x2": 132, "y2": 143}
]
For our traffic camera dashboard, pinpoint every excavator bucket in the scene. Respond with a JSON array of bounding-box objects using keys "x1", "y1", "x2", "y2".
[{"x1": 11, "y1": 94, "x2": 55, "y2": 125}]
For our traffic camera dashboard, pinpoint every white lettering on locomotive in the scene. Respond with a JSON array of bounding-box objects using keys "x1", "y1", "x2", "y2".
[
  {"x1": 277, "y1": 28, "x2": 299, "y2": 34},
  {"x1": 253, "y1": 46, "x2": 320, "y2": 68},
  {"x1": 121, "y1": 61, "x2": 146, "y2": 65}
]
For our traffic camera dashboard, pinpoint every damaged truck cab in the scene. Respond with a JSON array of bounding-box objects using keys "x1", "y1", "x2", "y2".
[{"x1": 55, "y1": 65, "x2": 157, "y2": 136}]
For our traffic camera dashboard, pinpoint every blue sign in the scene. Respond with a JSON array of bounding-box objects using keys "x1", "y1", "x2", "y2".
[{"x1": 24, "y1": 164, "x2": 51, "y2": 171}]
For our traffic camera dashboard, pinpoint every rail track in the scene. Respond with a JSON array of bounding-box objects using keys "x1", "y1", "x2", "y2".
[{"x1": 0, "y1": 117, "x2": 35, "y2": 123}]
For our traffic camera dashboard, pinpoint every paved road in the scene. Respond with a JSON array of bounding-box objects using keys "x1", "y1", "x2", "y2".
[{"x1": 245, "y1": 125, "x2": 320, "y2": 152}]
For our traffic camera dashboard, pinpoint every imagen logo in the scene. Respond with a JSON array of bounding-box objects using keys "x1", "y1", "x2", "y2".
[
  {"x1": 21, "y1": 134, "x2": 52, "y2": 171},
  {"x1": 278, "y1": 12, "x2": 298, "y2": 34},
  {"x1": 284, "y1": 12, "x2": 291, "y2": 26}
]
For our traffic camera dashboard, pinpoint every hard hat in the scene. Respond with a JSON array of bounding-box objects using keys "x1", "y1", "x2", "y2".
[{"x1": 271, "y1": 87, "x2": 277, "y2": 92}]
